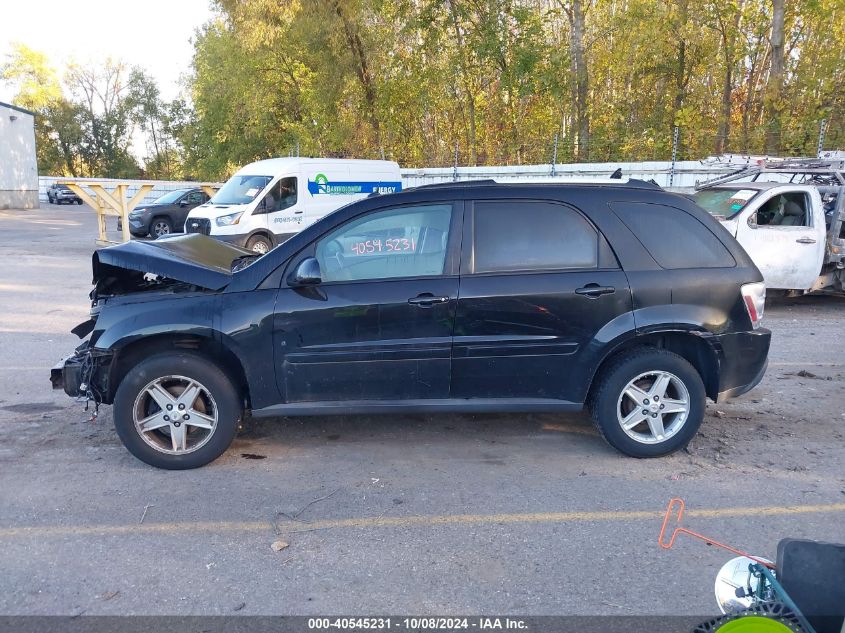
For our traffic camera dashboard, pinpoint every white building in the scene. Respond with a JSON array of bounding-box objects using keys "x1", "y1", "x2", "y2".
[{"x1": 0, "y1": 101, "x2": 38, "y2": 209}]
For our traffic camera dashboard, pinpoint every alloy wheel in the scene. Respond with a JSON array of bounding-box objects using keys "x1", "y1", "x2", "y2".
[
  {"x1": 132, "y1": 375, "x2": 218, "y2": 455},
  {"x1": 152, "y1": 221, "x2": 171, "y2": 237},
  {"x1": 616, "y1": 370, "x2": 690, "y2": 444}
]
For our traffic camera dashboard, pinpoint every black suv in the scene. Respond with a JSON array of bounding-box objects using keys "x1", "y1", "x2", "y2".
[
  {"x1": 46, "y1": 183, "x2": 82, "y2": 205},
  {"x1": 51, "y1": 181, "x2": 771, "y2": 469},
  {"x1": 117, "y1": 188, "x2": 209, "y2": 238}
]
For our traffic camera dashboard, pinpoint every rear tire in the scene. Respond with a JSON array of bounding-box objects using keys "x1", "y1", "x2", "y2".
[
  {"x1": 589, "y1": 348, "x2": 705, "y2": 457},
  {"x1": 112, "y1": 352, "x2": 242, "y2": 469},
  {"x1": 246, "y1": 234, "x2": 272, "y2": 254}
]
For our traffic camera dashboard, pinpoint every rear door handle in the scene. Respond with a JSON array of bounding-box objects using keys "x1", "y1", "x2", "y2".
[
  {"x1": 796, "y1": 237, "x2": 816, "y2": 244},
  {"x1": 575, "y1": 284, "x2": 615, "y2": 298},
  {"x1": 408, "y1": 293, "x2": 450, "y2": 306}
]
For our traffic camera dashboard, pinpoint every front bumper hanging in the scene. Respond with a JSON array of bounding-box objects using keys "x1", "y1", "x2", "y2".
[{"x1": 50, "y1": 342, "x2": 112, "y2": 403}]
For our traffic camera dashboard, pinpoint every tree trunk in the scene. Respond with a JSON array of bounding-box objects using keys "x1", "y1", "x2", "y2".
[
  {"x1": 447, "y1": 0, "x2": 478, "y2": 166},
  {"x1": 764, "y1": 0, "x2": 785, "y2": 154},
  {"x1": 714, "y1": 6, "x2": 742, "y2": 155},
  {"x1": 672, "y1": 0, "x2": 689, "y2": 138},
  {"x1": 566, "y1": 0, "x2": 589, "y2": 160},
  {"x1": 331, "y1": 0, "x2": 381, "y2": 148}
]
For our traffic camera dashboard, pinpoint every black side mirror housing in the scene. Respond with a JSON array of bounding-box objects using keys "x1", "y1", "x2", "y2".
[{"x1": 289, "y1": 257, "x2": 322, "y2": 286}]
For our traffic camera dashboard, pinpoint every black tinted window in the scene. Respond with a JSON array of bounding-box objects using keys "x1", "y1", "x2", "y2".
[
  {"x1": 611, "y1": 202, "x2": 736, "y2": 269},
  {"x1": 473, "y1": 201, "x2": 598, "y2": 273}
]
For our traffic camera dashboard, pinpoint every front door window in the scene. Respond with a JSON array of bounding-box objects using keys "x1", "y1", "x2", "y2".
[{"x1": 315, "y1": 204, "x2": 453, "y2": 282}]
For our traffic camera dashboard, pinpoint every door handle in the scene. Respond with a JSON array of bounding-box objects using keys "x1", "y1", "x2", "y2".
[
  {"x1": 575, "y1": 284, "x2": 615, "y2": 298},
  {"x1": 408, "y1": 293, "x2": 450, "y2": 306},
  {"x1": 796, "y1": 237, "x2": 816, "y2": 244}
]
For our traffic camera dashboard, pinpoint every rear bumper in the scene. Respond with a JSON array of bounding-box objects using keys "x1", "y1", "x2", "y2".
[{"x1": 714, "y1": 328, "x2": 772, "y2": 402}]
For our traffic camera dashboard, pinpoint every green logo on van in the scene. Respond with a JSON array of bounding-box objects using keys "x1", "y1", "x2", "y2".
[
  {"x1": 314, "y1": 173, "x2": 330, "y2": 194},
  {"x1": 307, "y1": 174, "x2": 402, "y2": 196}
]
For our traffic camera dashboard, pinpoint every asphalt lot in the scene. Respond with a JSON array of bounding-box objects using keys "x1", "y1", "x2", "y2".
[{"x1": 0, "y1": 203, "x2": 843, "y2": 616}]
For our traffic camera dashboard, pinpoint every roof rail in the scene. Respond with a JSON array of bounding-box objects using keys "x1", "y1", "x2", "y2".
[
  {"x1": 410, "y1": 179, "x2": 498, "y2": 190},
  {"x1": 409, "y1": 178, "x2": 662, "y2": 191}
]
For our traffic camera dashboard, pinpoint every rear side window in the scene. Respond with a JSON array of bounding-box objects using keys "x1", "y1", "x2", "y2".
[
  {"x1": 473, "y1": 201, "x2": 600, "y2": 273},
  {"x1": 611, "y1": 202, "x2": 736, "y2": 269}
]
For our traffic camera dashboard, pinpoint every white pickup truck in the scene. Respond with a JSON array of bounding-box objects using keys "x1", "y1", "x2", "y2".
[{"x1": 691, "y1": 159, "x2": 845, "y2": 294}]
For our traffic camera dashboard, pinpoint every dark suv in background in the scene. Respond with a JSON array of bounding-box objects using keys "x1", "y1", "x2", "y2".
[
  {"x1": 117, "y1": 188, "x2": 210, "y2": 238},
  {"x1": 52, "y1": 180, "x2": 770, "y2": 469}
]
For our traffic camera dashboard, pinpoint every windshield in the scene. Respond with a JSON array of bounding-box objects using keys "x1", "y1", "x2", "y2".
[
  {"x1": 693, "y1": 188, "x2": 760, "y2": 219},
  {"x1": 152, "y1": 189, "x2": 190, "y2": 205},
  {"x1": 211, "y1": 175, "x2": 273, "y2": 205}
]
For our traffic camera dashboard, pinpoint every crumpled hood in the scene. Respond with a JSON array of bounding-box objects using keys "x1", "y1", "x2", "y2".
[{"x1": 92, "y1": 233, "x2": 255, "y2": 291}]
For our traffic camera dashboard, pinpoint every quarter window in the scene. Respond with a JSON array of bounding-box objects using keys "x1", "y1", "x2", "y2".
[
  {"x1": 611, "y1": 202, "x2": 736, "y2": 269},
  {"x1": 473, "y1": 201, "x2": 599, "y2": 273},
  {"x1": 315, "y1": 204, "x2": 453, "y2": 283}
]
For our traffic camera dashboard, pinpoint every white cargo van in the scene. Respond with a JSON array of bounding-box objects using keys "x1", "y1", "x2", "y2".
[{"x1": 185, "y1": 158, "x2": 402, "y2": 253}]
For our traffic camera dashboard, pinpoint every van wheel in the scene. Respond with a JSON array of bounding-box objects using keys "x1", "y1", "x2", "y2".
[
  {"x1": 112, "y1": 352, "x2": 242, "y2": 469},
  {"x1": 246, "y1": 234, "x2": 272, "y2": 254},
  {"x1": 589, "y1": 348, "x2": 705, "y2": 457}
]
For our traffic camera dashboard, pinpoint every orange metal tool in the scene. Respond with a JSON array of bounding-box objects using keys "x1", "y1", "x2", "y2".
[{"x1": 658, "y1": 497, "x2": 776, "y2": 569}]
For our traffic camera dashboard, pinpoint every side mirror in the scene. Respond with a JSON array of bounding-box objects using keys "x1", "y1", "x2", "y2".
[
  {"x1": 289, "y1": 257, "x2": 322, "y2": 286},
  {"x1": 180, "y1": 200, "x2": 188, "y2": 207},
  {"x1": 747, "y1": 214, "x2": 758, "y2": 229}
]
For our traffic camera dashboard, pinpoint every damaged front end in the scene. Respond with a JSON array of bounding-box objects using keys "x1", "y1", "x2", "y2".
[
  {"x1": 50, "y1": 234, "x2": 257, "y2": 413},
  {"x1": 50, "y1": 339, "x2": 113, "y2": 404}
]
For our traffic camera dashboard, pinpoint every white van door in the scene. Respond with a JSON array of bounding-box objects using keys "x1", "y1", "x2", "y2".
[
  {"x1": 265, "y1": 175, "x2": 303, "y2": 239},
  {"x1": 734, "y1": 190, "x2": 825, "y2": 290},
  {"x1": 302, "y1": 163, "x2": 356, "y2": 228}
]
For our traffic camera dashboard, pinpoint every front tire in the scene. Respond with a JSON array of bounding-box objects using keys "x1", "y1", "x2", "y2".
[
  {"x1": 246, "y1": 234, "x2": 272, "y2": 254},
  {"x1": 112, "y1": 352, "x2": 242, "y2": 469},
  {"x1": 149, "y1": 217, "x2": 173, "y2": 238},
  {"x1": 589, "y1": 348, "x2": 705, "y2": 457}
]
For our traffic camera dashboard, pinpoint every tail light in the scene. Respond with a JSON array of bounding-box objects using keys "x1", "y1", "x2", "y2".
[{"x1": 741, "y1": 282, "x2": 766, "y2": 329}]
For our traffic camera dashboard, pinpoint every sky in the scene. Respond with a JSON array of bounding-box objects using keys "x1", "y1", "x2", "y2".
[{"x1": 0, "y1": 0, "x2": 217, "y2": 103}]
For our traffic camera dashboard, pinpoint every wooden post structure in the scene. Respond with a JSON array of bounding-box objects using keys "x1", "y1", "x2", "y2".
[{"x1": 58, "y1": 182, "x2": 154, "y2": 245}]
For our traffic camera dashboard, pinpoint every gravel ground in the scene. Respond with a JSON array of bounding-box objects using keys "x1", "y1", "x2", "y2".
[{"x1": 0, "y1": 203, "x2": 843, "y2": 617}]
